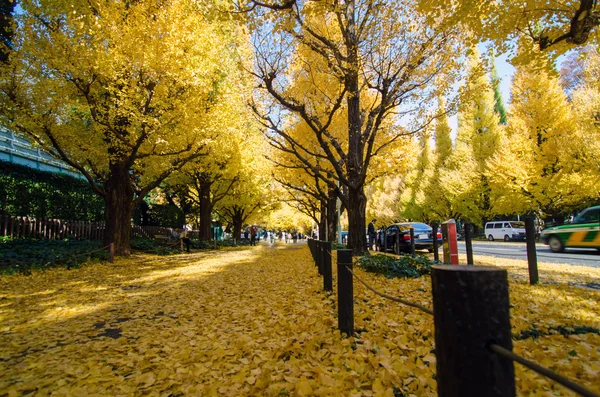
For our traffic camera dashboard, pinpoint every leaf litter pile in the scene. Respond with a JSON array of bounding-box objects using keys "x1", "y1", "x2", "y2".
[{"x1": 0, "y1": 244, "x2": 598, "y2": 396}]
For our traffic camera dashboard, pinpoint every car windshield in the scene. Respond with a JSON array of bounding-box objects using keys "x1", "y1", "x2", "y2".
[{"x1": 509, "y1": 222, "x2": 525, "y2": 228}]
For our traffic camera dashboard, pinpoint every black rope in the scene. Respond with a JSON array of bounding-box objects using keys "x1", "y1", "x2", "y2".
[
  {"x1": 347, "y1": 267, "x2": 434, "y2": 316},
  {"x1": 489, "y1": 344, "x2": 599, "y2": 397},
  {"x1": 313, "y1": 245, "x2": 597, "y2": 397}
]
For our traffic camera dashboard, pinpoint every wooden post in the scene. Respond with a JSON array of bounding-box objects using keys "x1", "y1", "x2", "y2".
[
  {"x1": 464, "y1": 221, "x2": 474, "y2": 265},
  {"x1": 337, "y1": 249, "x2": 354, "y2": 336},
  {"x1": 109, "y1": 243, "x2": 115, "y2": 263},
  {"x1": 180, "y1": 238, "x2": 184, "y2": 253},
  {"x1": 525, "y1": 216, "x2": 539, "y2": 285},
  {"x1": 323, "y1": 241, "x2": 332, "y2": 291},
  {"x1": 395, "y1": 232, "x2": 400, "y2": 255},
  {"x1": 431, "y1": 266, "x2": 515, "y2": 397},
  {"x1": 383, "y1": 227, "x2": 387, "y2": 253},
  {"x1": 409, "y1": 228, "x2": 416, "y2": 256},
  {"x1": 432, "y1": 222, "x2": 439, "y2": 262},
  {"x1": 317, "y1": 241, "x2": 323, "y2": 275},
  {"x1": 309, "y1": 239, "x2": 317, "y2": 264}
]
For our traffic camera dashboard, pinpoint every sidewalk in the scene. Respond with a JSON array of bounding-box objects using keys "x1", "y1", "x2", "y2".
[{"x1": 1, "y1": 244, "x2": 598, "y2": 396}]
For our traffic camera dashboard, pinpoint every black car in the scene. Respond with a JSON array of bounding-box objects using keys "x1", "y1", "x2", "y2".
[{"x1": 377, "y1": 222, "x2": 442, "y2": 253}]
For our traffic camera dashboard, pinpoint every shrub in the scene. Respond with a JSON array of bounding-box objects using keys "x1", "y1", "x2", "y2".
[
  {"x1": 130, "y1": 238, "x2": 183, "y2": 255},
  {"x1": 356, "y1": 253, "x2": 437, "y2": 278},
  {"x1": 0, "y1": 238, "x2": 109, "y2": 274},
  {"x1": 331, "y1": 242, "x2": 347, "y2": 250}
]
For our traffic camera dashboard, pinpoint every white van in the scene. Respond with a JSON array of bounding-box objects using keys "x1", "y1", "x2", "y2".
[{"x1": 484, "y1": 221, "x2": 526, "y2": 242}]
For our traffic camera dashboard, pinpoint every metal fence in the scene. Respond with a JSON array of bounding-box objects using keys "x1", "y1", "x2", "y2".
[{"x1": 0, "y1": 214, "x2": 191, "y2": 241}]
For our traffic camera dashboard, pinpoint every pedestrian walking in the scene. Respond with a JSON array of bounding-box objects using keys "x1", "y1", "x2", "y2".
[
  {"x1": 250, "y1": 225, "x2": 257, "y2": 246},
  {"x1": 368, "y1": 219, "x2": 377, "y2": 250}
]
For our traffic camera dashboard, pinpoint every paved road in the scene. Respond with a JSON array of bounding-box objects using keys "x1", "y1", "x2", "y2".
[{"x1": 451, "y1": 241, "x2": 600, "y2": 268}]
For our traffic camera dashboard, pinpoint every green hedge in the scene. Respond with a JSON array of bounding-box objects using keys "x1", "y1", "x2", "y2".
[
  {"x1": 0, "y1": 161, "x2": 104, "y2": 221},
  {"x1": 0, "y1": 238, "x2": 109, "y2": 274},
  {"x1": 356, "y1": 253, "x2": 438, "y2": 278}
]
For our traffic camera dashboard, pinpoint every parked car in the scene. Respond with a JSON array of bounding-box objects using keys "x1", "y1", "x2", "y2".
[
  {"x1": 540, "y1": 205, "x2": 600, "y2": 253},
  {"x1": 484, "y1": 221, "x2": 526, "y2": 242},
  {"x1": 377, "y1": 222, "x2": 442, "y2": 253}
]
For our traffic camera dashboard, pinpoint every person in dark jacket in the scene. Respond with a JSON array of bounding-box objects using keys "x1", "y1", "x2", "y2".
[{"x1": 368, "y1": 219, "x2": 377, "y2": 250}]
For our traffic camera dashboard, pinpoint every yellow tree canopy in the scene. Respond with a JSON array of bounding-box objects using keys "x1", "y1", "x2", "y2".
[
  {"x1": 571, "y1": 47, "x2": 600, "y2": 183},
  {"x1": 247, "y1": 0, "x2": 465, "y2": 253},
  {"x1": 3, "y1": 0, "x2": 238, "y2": 187},
  {"x1": 488, "y1": 60, "x2": 598, "y2": 216},
  {"x1": 418, "y1": 0, "x2": 600, "y2": 62},
  {"x1": 0, "y1": 0, "x2": 245, "y2": 252},
  {"x1": 439, "y1": 51, "x2": 504, "y2": 224}
]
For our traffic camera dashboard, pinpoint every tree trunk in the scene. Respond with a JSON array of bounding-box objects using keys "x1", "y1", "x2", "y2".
[
  {"x1": 327, "y1": 189, "x2": 338, "y2": 242},
  {"x1": 347, "y1": 186, "x2": 367, "y2": 255},
  {"x1": 232, "y1": 209, "x2": 243, "y2": 241},
  {"x1": 199, "y1": 178, "x2": 213, "y2": 241},
  {"x1": 319, "y1": 199, "x2": 327, "y2": 241},
  {"x1": 345, "y1": 1, "x2": 366, "y2": 255},
  {"x1": 103, "y1": 163, "x2": 134, "y2": 255}
]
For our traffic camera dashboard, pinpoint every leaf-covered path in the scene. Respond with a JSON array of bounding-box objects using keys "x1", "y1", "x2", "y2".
[{"x1": 1, "y1": 243, "x2": 599, "y2": 396}]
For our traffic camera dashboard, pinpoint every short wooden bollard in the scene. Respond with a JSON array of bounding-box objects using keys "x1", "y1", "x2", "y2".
[
  {"x1": 409, "y1": 228, "x2": 416, "y2": 256},
  {"x1": 109, "y1": 243, "x2": 115, "y2": 263},
  {"x1": 525, "y1": 216, "x2": 539, "y2": 284},
  {"x1": 308, "y1": 239, "x2": 316, "y2": 263},
  {"x1": 322, "y1": 241, "x2": 332, "y2": 291},
  {"x1": 180, "y1": 239, "x2": 184, "y2": 253},
  {"x1": 317, "y1": 241, "x2": 324, "y2": 275},
  {"x1": 431, "y1": 266, "x2": 515, "y2": 397},
  {"x1": 464, "y1": 222, "x2": 474, "y2": 265},
  {"x1": 395, "y1": 232, "x2": 400, "y2": 255},
  {"x1": 337, "y1": 249, "x2": 354, "y2": 336}
]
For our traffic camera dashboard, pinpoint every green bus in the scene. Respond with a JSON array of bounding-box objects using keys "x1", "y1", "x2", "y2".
[{"x1": 540, "y1": 206, "x2": 600, "y2": 253}]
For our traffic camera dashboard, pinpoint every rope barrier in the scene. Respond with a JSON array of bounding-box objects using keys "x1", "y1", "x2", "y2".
[
  {"x1": 311, "y1": 242, "x2": 597, "y2": 397},
  {"x1": 489, "y1": 344, "x2": 599, "y2": 397},
  {"x1": 347, "y1": 266, "x2": 434, "y2": 316}
]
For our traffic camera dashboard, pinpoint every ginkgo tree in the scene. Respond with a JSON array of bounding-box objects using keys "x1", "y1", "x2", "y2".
[
  {"x1": 245, "y1": 0, "x2": 463, "y2": 254},
  {"x1": 438, "y1": 50, "x2": 503, "y2": 228},
  {"x1": 487, "y1": 57, "x2": 599, "y2": 220},
  {"x1": 164, "y1": 60, "x2": 258, "y2": 241},
  {"x1": 0, "y1": 0, "x2": 244, "y2": 254},
  {"x1": 212, "y1": 134, "x2": 280, "y2": 241},
  {"x1": 571, "y1": 47, "x2": 600, "y2": 182},
  {"x1": 418, "y1": 0, "x2": 599, "y2": 60}
]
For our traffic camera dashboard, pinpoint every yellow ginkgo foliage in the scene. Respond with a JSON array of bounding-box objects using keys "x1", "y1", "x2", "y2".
[
  {"x1": 0, "y1": 0, "x2": 245, "y2": 254},
  {"x1": 0, "y1": 245, "x2": 598, "y2": 396},
  {"x1": 487, "y1": 59, "x2": 598, "y2": 218}
]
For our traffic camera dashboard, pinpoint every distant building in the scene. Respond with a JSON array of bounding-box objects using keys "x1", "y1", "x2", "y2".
[{"x1": 0, "y1": 127, "x2": 83, "y2": 179}]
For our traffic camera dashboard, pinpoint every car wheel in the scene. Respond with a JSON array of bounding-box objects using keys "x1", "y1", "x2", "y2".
[
  {"x1": 488, "y1": 234, "x2": 494, "y2": 241},
  {"x1": 504, "y1": 234, "x2": 510, "y2": 242},
  {"x1": 548, "y1": 236, "x2": 564, "y2": 253}
]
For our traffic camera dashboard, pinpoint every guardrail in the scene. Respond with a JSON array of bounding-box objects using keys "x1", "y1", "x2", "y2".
[{"x1": 307, "y1": 239, "x2": 598, "y2": 397}]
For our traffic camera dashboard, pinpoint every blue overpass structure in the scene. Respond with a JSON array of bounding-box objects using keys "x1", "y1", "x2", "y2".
[{"x1": 0, "y1": 127, "x2": 83, "y2": 179}]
